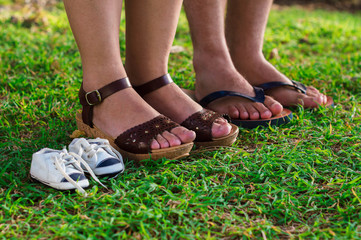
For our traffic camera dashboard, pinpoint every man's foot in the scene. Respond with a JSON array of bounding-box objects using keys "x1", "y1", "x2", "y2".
[
  {"x1": 83, "y1": 83, "x2": 196, "y2": 150},
  {"x1": 136, "y1": 80, "x2": 232, "y2": 139},
  {"x1": 234, "y1": 56, "x2": 329, "y2": 108},
  {"x1": 193, "y1": 52, "x2": 283, "y2": 120}
]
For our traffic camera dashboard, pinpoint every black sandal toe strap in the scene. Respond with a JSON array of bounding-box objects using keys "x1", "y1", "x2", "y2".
[
  {"x1": 199, "y1": 87, "x2": 265, "y2": 108},
  {"x1": 257, "y1": 80, "x2": 307, "y2": 94}
]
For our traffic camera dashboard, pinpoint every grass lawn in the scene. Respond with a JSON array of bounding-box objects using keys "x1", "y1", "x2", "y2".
[{"x1": 1, "y1": 3, "x2": 361, "y2": 239}]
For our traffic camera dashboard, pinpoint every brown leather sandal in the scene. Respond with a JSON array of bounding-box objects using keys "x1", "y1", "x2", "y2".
[
  {"x1": 76, "y1": 77, "x2": 193, "y2": 161},
  {"x1": 133, "y1": 74, "x2": 239, "y2": 147}
]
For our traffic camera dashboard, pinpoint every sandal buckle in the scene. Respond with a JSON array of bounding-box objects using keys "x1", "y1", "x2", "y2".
[{"x1": 85, "y1": 90, "x2": 102, "y2": 106}]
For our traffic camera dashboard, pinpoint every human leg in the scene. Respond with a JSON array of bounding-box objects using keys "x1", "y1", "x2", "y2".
[
  {"x1": 63, "y1": 0, "x2": 195, "y2": 153},
  {"x1": 182, "y1": 0, "x2": 283, "y2": 120},
  {"x1": 125, "y1": 0, "x2": 233, "y2": 140},
  {"x1": 226, "y1": 0, "x2": 329, "y2": 108}
]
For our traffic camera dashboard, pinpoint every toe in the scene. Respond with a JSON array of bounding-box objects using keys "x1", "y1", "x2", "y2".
[
  {"x1": 253, "y1": 102, "x2": 272, "y2": 119},
  {"x1": 162, "y1": 131, "x2": 182, "y2": 147},
  {"x1": 212, "y1": 118, "x2": 231, "y2": 138},
  {"x1": 170, "y1": 126, "x2": 196, "y2": 143},
  {"x1": 214, "y1": 116, "x2": 228, "y2": 124},
  {"x1": 156, "y1": 134, "x2": 170, "y2": 149},
  {"x1": 307, "y1": 86, "x2": 320, "y2": 94},
  {"x1": 245, "y1": 105, "x2": 260, "y2": 120},
  {"x1": 315, "y1": 94, "x2": 324, "y2": 105},
  {"x1": 299, "y1": 95, "x2": 320, "y2": 108},
  {"x1": 323, "y1": 94, "x2": 329, "y2": 105},
  {"x1": 307, "y1": 89, "x2": 320, "y2": 98},
  {"x1": 150, "y1": 139, "x2": 160, "y2": 150},
  {"x1": 264, "y1": 96, "x2": 283, "y2": 116},
  {"x1": 235, "y1": 104, "x2": 249, "y2": 119},
  {"x1": 228, "y1": 106, "x2": 240, "y2": 119},
  {"x1": 306, "y1": 86, "x2": 327, "y2": 105},
  {"x1": 307, "y1": 90, "x2": 324, "y2": 106}
]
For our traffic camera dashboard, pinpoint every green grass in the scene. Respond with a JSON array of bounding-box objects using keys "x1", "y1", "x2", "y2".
[{"x1": 1, "y1": 4, "x2": 361, "y2": 239}]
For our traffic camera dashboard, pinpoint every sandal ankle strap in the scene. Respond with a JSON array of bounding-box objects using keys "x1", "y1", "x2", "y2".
[
  {"x1": 133, "y1": 73, "x2": 173, "y2": 97},
  {"x1": 79, "y1": 77, "x2": 131, "y2": 127}
]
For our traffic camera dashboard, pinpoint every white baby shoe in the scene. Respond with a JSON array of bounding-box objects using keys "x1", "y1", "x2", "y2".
[
  {"x1": 30, "y1": 148, "x2": 90, "y2": 193},
  {"x1": 68, "y1": 138, "x2": 124, "y2": 177},
  {"x1": 31, "y1": 148, "x2": 106, "y2": 196}
]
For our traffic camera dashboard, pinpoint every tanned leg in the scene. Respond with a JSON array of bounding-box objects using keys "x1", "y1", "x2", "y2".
[
  {"x1": 125, "y1": 0, "x2": 231, "y2": 138},
  {"x1": 183, "y1": 0, "x2": 283, "y2": 120},
  {"x1": 63, "y1": 0, "x2": 195, "y2": 150},
  {"x1": 226, "y1": 0, "x2": 327, "y2": 108}
]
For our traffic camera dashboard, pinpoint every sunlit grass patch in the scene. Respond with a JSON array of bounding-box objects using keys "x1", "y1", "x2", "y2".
[{"x1": 1, "y1": 4, "x2": 361, "y2": 239}]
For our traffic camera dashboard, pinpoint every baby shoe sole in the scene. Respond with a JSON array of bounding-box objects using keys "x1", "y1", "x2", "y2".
[{"x1": 31, "y1": 174, "x2": 89, "y2": 190}]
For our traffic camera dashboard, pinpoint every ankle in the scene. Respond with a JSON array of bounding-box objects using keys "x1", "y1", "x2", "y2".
[
  {"x1": 231, "y1": 49, "x2": 264, "y2": 68},
  {"x1": 82, "y1": 65, "x2": 127, "y2": 91},
  {"x1": 233, "y1": 52, "x2": 268, "y2": 72},
  {"x1": 233, "y1": 53, "x2": 290, "y2": 86},
  {"x1": 125, "y1": 62, "x2": 168, "y2": 86},
  {"x1": 193, "y1": 49, "x2": 234, "y2": 75}
]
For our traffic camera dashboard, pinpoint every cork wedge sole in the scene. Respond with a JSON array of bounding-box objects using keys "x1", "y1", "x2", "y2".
[
  {"x1": 76, "y1": 113, "x2": 193, "y2": 161},
  {"x1": 195, "y1": 123, "x2": 239, "y2": 148}
]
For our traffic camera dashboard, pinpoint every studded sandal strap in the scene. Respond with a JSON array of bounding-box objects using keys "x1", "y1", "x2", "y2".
[
  {"x1": 79, "y1": 77, "x2": 131, "y2": 127},
  {"x1": 133, "y1": 74, "x2": 173, "y2": 97},
  {"x1": 181, "y1": 109, "x2": 230, "y2": 142},
  {"x1": 115, "y1": 115, "x2": 179, "y2": 154}
]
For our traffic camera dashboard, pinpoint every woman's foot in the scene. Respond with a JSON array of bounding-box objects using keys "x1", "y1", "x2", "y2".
[
  {"x1": 83, "y1": 83, "x2": 196, "y2": 150},
  {"x1": 193, "y1": 51, "x2": 283, "y2": 120},
  {"x1": 234, "y1": 56, "x2": 329, "y2": 108},
  {"x1": 135, "y1": 79, "x2": 232, "y2": 139}
]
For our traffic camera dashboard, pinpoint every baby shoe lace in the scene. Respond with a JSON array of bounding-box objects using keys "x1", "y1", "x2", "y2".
[
  {"x1": 78, "y1": 138, "x2": 124, "y2": 173},
  {"x1": 53, "y1": 149, "x2": 106, "y2": 196}
]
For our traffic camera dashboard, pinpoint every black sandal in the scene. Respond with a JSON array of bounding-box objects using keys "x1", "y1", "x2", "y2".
[
  {"x1": 182, "y1": 87, "x2": 293, "y2": 129},
  {"x1": 257, "y1": 80, "x2": 334, "y2": 108}
]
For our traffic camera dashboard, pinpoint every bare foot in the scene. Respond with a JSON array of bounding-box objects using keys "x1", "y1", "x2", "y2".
[
  {"x1": 83, "y1": 84, "x2": 196, "y2": 150},
  {"x1": 193, "y1": 52, "x2": 283, "y2": 120},
  {"x1": 234, "y1": 56, "x2": 329, "y2": 108},
  {"x1": 137, "y1": 80, "x2": 232, "y2": 139}
]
